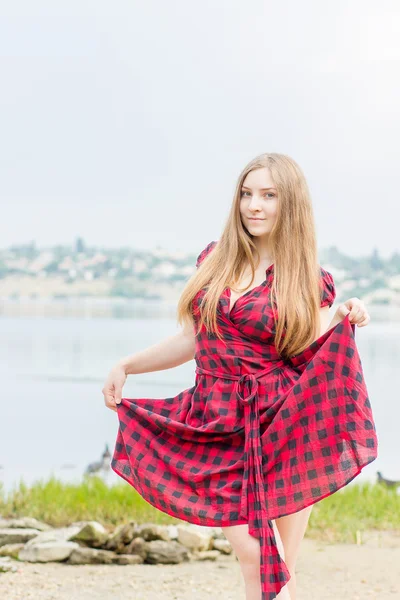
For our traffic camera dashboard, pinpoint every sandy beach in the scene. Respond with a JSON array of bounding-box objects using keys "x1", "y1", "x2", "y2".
[{"x1": 0, "y1": 529, "x2": 399, "y2": 599}]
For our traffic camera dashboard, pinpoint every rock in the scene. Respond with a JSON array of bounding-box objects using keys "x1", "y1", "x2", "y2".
[
  {"x1": 0, "y1": 517, "x2": 227, "y2": 571},
  {"x1": 104, "y1": 520, "x2": 138, "y2": 552},
  {"x1": 19, "y1": 541, "x2": 79, "y2": 562},
  {"x1": 69, "y1": 521, "x2": 109, "y2": 548},
  {"x1": 210, "y1": 527, "x2": 225, "y2": 540},
  {"x1": 67, "y1": 547, "x2": 118, "y2": 565},
  {"x1": 177, "y1": 523, "x2": 222, "y2": 539},
  {"x1": 105, "y1": 522, "x2": 171, "y2": 554},
  {"x1": 145, "y1": 540, "x2": 190, "y2": 564},
  {"x1": 135, "y1": 523, "x2": 171, "y2": 542},
  {"x1": 194, "y1": 550, "x2": 221, "y2": 561},
  {"x1": 176, "y1": 524, "x2": 213, "y2": 552},
  {"x1": 165, "y1": 524, "x2": 179, "y2": 540},
  {"x1": 23, "y1": 525, "x2": 82, "y2": 547},
  {"x1": 69, "y1": 521, "x2": 92, "y2": 528},
  {"x1": 0, "y1": 517, "x2": 52, "y2": 532},
  {"x1": 0, "y1": 528, "x2": 41, "y2": 547},
  {"x1": 0, "y1": 543, "x2": 25, "y2": 559},
  {"x1": 112, "y1": 553, "x2": 144, "y2": 565},
  {"x1": 0, "y1": 557, "x2": 19, "y2": 573},
  {"x1": 67, "y1": 546, "x2": 144, "y2": 565},
  {"x1": 212, "y1": 538, "x2": 232, "y2": 554},
  {"x1": 125, "y1": 536, "x2": 147, "y2": 559},
  {"x1": 17, "y1": 525, "x2": 85, "y2": 562}
]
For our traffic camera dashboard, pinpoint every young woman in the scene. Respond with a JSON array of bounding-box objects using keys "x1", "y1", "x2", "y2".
[{"x1": 103, "y1": 153, "x2": 378, "y2": 600}]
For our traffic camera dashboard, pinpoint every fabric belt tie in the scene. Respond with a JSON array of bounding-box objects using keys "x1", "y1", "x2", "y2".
[{"x1": 195, "y1": 362, "x2": 291, "y2": 600}]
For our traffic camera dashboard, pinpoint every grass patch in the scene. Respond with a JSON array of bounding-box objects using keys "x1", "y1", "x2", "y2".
[
  {"x1": 0, "y1": 476, "x2": 182, "y2": 532},
  {"x1": 306, "y1": 481, "x2": 400, "y2": 542},
  {"x1": 0, "y1": 477, "x2": 398, "y2": 543}
]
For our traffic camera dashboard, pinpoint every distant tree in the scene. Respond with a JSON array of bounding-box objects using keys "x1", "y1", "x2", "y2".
[
  {"x1": 388, "y1": 250, "x2": 400, "y2": 272},
  {"x1": 0, "y1": 259, "x2": 7, "y2": 279},
  {"x1": 75, "y1": 237, "x2": 86, "y2": 254},
  {"x1": 43, "y1": 261, "x2": 59, "y2": 274},
  {"x1": 369, "y1": 247, "x2": 384, "y2": 271},
  {"x1": 9, "y1": 242, "x2": 37, "y2": 260},
  {"x1": 137, "y1": 271, "x2": 152, "y2": 281},
  {"x1": 27, "y1": 240, "x2": 36, "y2": 260},
  {"x1": 114, "y1": 267, "x2": 133, "y2": 280},
  {"x1": 53, "y1": 244, "x2": 66, "y2": 260}
]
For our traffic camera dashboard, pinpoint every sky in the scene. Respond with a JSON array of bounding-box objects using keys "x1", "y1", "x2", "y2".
[{"x1": 0, "y1": 0, "x2": 399, "y2": 258}]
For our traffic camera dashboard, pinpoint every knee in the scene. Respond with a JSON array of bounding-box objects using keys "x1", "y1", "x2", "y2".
[
  {"x1": 239, "y1": 557, "x2": 260, "y2": 583},
  {"x1": 235, "y1": 542, "x2": 260, "y2": 569}
]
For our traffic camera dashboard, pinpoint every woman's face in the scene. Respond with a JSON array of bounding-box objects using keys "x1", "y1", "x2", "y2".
[{"x1": 239, "y1": 167, "x2": 278, "y2": 237}]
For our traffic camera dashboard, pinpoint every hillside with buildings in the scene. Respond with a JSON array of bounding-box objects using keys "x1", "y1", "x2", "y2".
[{"x1": 0, "y1": 237, "x2": 399, "y2": 307}]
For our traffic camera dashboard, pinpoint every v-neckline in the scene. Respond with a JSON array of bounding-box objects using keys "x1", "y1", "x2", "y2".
[{"x1": 226, "y1": 263, "x2": 274, "y2": 318}]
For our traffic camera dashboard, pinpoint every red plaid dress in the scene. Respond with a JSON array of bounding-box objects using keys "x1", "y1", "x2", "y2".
[{"x1": 112, "y1": 240, "x2": 378, "y2": 600}]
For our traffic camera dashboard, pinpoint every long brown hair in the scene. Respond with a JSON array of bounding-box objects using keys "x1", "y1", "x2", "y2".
[{"x1": 177, "y1": 152, "x2": 325, "y2": 359}]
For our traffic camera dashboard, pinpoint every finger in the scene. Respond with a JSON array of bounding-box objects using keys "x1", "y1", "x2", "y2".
[
  {"x1": 349, "y1": 306, "x2": 363, "y2": 323},
  {"x1": 115, "y1": 388, "x2": 122, "y2": 405},
  {"x1": 355, "y1": 309, "x2": 368, "y2": 324},
  {"x1": 344, "y1": 298, "x2": 357, "y2": 319},
  {"x1": 356, "y1": 314, "x2": 370, "y2": 327},
  {"x1": 349, "y1": 300, "x2": 366, "y2": 321},
  {"x1": 106, "y1": 401, "x2": 117, "y2": 413},
  {"x1": 338, "y1": 303, "x2": 350, "y2": 317},
  {"x1": 103, "y1": 393, "x2": 114, "y2": 406},
  {"x1": 102, "y1": 385, "x2": 112, "y2": 399}
]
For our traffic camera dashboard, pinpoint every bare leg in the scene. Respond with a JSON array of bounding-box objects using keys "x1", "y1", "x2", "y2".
[
  {"x1": 221, "y1": 523, "x2": 291, "y2": 600},
  {"x1": 273, "y1": 504, "x2": 314, "y2": 600}
]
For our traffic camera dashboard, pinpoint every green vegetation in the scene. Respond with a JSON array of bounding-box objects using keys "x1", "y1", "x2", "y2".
[
  {"x1": 0, "y1": 477, "x2": 398, "y2": 543},
  {"x1": 306, "y1": 481, "x2": 400, "y2": 542},
  {"x1": 0, "y1": 476, "x2": 182, "y2": 532}
]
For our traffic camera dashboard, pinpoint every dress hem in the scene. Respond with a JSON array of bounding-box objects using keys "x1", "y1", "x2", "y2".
[
  {"x1": 111, "y1": 460, "x2": 249, "y2": 528},
  {"x1": 111, "y1": 455, "x2": 374, "y2": 529}
]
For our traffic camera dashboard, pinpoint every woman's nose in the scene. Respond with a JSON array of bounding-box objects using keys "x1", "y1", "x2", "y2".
[{"x1": 248, "y1": 195, "x2": 263, "y2": 210}]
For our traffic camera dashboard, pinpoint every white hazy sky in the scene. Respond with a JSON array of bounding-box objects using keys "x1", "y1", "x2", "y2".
[{"x1": 1, "y1": 1, "x2": 399, "y2": 258}]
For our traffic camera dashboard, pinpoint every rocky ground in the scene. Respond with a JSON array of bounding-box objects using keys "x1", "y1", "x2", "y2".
[{"x1": 0, "y1": 529, "x2": 399, "y2": 600}]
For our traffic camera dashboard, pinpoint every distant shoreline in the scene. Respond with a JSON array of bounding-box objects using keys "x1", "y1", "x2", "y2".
[{"x1": 1, "y1": 297, "x2": 400, "y2": 321}]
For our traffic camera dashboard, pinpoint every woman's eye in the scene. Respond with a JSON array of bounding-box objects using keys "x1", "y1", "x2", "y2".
[{"x1": 241, "y1": 191, "x2": 275, "y2": 198}]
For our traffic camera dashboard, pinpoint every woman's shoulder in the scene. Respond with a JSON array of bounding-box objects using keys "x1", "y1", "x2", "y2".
[
  {"x1": 319, "y1": 265, "x2": 336, "y2": 308},
  {"x1": 195, "y1": 240, "x2": 218, "y2": 268}
]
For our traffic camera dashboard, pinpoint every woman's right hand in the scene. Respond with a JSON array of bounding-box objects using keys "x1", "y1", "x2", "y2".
[{"x1": 102, "y1": 362, "x2": 127, "y2": 413}]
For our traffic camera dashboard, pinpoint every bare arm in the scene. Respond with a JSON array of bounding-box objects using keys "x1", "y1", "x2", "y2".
[
  {"x1": 119, "y1": 320, "x2": 197, "y2": 375},
  {"x1": 319, "y1": 304, "x2": 347, "y2": 338},
  {"x1": 319, "y1": 305, "x2": 333, "y2": 337}
]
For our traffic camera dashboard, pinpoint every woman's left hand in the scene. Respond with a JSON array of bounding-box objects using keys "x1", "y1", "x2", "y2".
[{"x1": 335, "y1": 298, "x2": 371, "y2": 328}]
